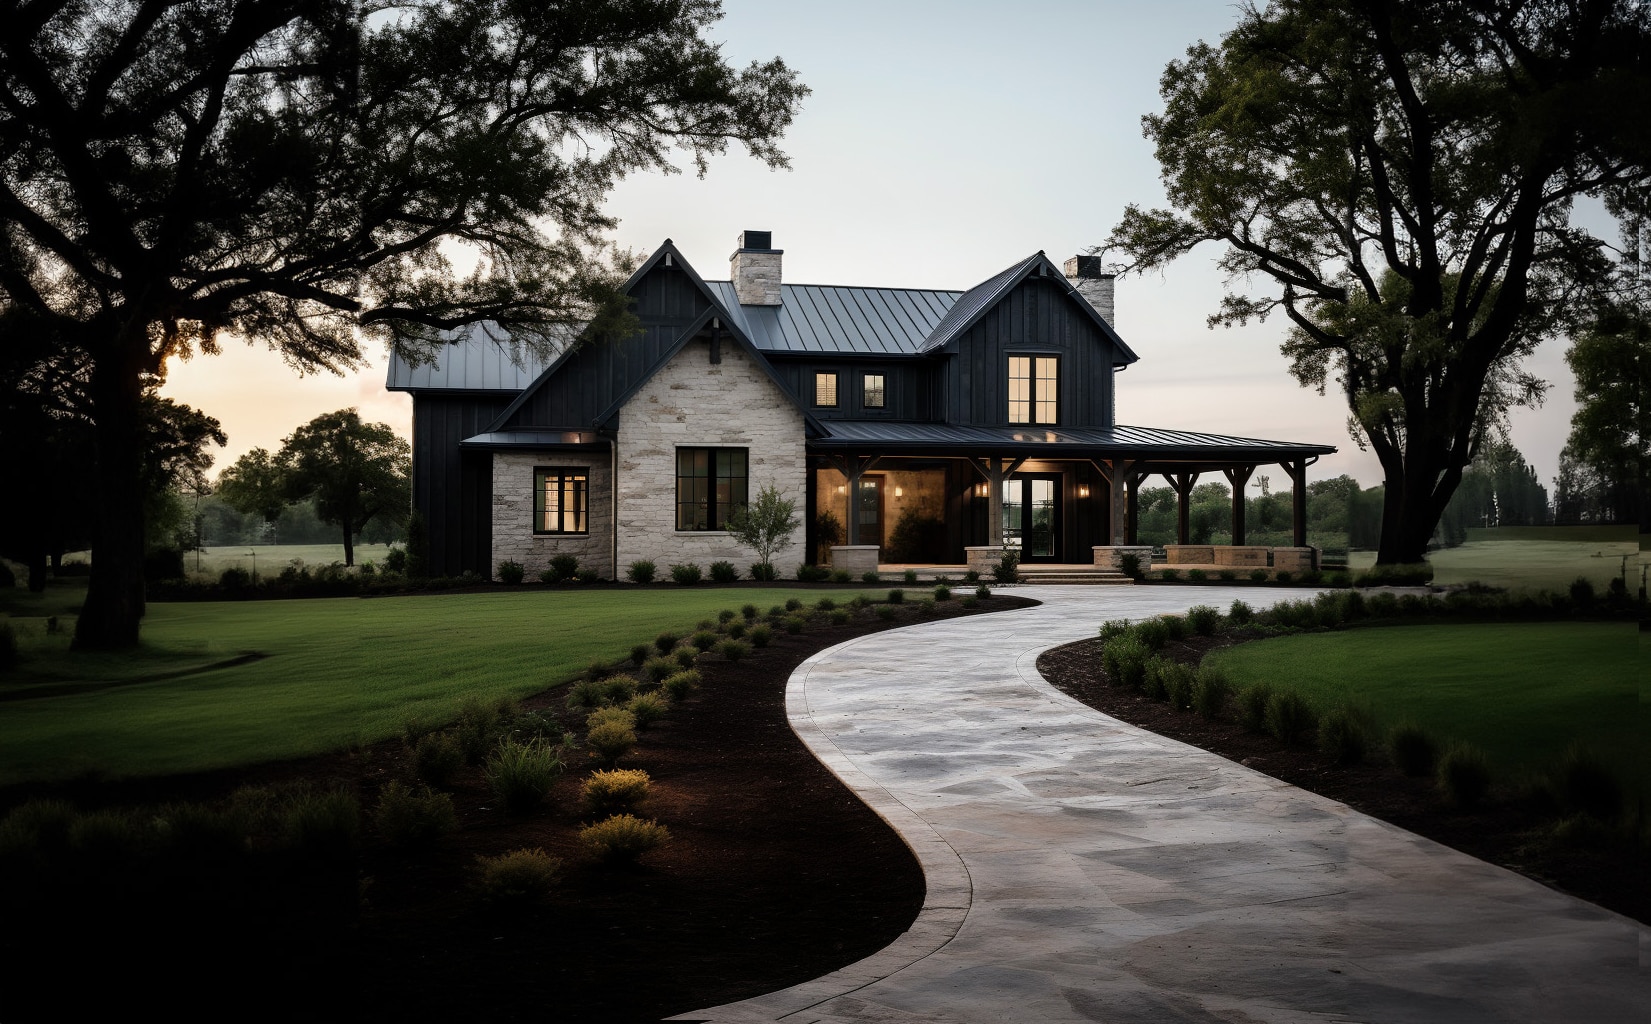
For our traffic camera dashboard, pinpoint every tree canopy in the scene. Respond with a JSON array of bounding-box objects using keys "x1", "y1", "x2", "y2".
[
  {"x1": 1104, "y1": 0, "x2": 1651, "y2": 564},
  {"x1": 0, "y1": 0, "x2": 807, "y2": 647},
  {"x1": 277, "y1": 409, "x2": 410, "y2": 567}
]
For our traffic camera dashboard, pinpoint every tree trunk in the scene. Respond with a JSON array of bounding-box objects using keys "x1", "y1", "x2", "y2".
[
  {"x1": 74, "y1": 353, "x2": 147, "y2": 650},
  {"x1": 341, "y1": 523, "x2": 355, "y2": 567}
]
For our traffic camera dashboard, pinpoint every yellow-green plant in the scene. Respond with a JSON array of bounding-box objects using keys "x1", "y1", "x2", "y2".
[
  {"x1": 586, "y1": 720, "x2": 637, "y2": 766},
  {"x1": 474, "y1": 848, "x2": 563, "y2": 906},
  {"x1": 579, "y1": 813, "x2": 670, "y2": 864},
  {"x1": 583, "y1": 769, "x2": 651, "y2": 815}
]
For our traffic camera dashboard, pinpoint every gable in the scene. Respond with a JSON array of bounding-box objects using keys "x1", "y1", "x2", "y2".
[{"x1": 922, "y1": 252, "x2": 1138, "y2": 368}]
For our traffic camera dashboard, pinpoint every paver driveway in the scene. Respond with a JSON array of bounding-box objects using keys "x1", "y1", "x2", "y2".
[{"x1": 673, "y1": 586, "x2": 1647, "y2": 1024}]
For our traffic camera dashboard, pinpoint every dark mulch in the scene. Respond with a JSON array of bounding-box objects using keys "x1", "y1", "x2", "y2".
[
  {"x1": 1037, "y1": 633, "x2": 1648, "y2": 926},
  {"x1": 0, "y1": 594, "x2": 1034, "y2": 1024}
]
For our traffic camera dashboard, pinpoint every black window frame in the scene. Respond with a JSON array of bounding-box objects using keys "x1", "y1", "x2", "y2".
[
  {"x1": 675, "y1": 447, "x2": 749, "y2": 531},
  {"x1": 1008, "y1": 354, "x2": 1059, "y2": 426},
  {"x1": 814, "y1": 371, "x2": 839, "y2": 408},
  {"x1": 533, "y1": 466, "x2": 590, "y2": 535},
  {"x1": 863, "y1": 372, "x2": 886, "y2": 410}
]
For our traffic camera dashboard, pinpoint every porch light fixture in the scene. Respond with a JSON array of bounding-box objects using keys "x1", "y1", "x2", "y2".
[
  {"x1": 836, "y1": 484, "x2": 846, "y2": 495},
  {"x1": 974, "y1": 483, "x2": 988, "y2": 498},
  {"x1": 1078, "y1": 485, "x2": 1090, "y2": 498},
  {"x1": 894, "y1": 486, "x2": 903, "y2": 497}
]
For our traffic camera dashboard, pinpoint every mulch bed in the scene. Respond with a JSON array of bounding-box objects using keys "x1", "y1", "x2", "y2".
[
  {"x1": 1036, "y1": 633, "x2": 1648, "y2": 926},
  {"x1": 0, "y1": 594, "x2": 1034, "y2": 1024}
]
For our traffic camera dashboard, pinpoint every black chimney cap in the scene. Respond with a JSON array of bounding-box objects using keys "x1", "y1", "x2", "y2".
[{"x1": 738, "y1": 230, "x2": 774, "y2": 251}]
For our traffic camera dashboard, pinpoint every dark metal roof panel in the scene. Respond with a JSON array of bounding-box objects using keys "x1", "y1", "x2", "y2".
[
  {"x1": 705, "y1": 280, "x2": 963, "y2": 355},
  {"x1": 459, "y1": 429, "x2": 609, "y2": 449},
  {"x1": 811, "y1": 420, "x2": 1337, "y2": 456},
  {"x1": 385, "y1": 322, "x2": 560, "y2": 392},
  {"x1": 918, "y1": 253, "x2": 1042, "y2": 354}
]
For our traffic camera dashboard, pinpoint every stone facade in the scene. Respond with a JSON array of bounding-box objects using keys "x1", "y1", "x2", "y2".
[
  {"x1": 1213, "y1": 545, "x2": 1271, "y2": 567},
  {"x1": 731, "y1": 250, "x2": 782, "y2": 306},
  {"x1": 829, "y1": 545, "x2": 880, "y2": 576},
  {"x1": 615, "y1": 338, "x2": 807, "y2": 575},
  {"x1": 1271, "y1": 546, "x2": 1320, "y2": 572},
  {"x1": 1093, "y1": 545, "x2": 1154, "y2": 570},
  {"x1": 1163, "y1": 544, "x2": 1215, "y2": 564},
  {"x1": 491, "y1": 452, "x2": 614, "y2": 579}
]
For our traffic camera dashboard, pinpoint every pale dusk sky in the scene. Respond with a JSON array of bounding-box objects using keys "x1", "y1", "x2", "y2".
[{"x1": 161, "y1": 0, "x2": 1589, "y2": 492}]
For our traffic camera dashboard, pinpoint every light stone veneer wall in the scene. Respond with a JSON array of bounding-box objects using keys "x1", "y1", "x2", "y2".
[
  {"x1": 491, "y1": 453, "x2": 614, "y2": 579},
  {"x1": 615, "y1": 338, "x2": 807, "y2": 574}
]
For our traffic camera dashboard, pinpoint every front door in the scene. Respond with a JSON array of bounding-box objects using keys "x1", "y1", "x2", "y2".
[
  {"x1": 1002, "y1": 475, "x2": 1060, "y2": 562},
  {"x1": 857, "y1": 475, "x2": 885, "y2": 553}
]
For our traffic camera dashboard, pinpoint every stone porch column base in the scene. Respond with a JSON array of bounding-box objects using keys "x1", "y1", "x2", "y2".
[
  {"x1": 829, "y1": 545, "x2": 881, "y2": 576},
  {"x1": 1163, "y1": 544, "x2": 1214, "y2": 565},
  {"x1": 1093, "y1": 545, "x2": 1154, "y2": 570},
  {"x1": 1272, "y1": 546, "x2": 1320, "y2": 572},
  {"x1": 964, "y1": 546, "x2": 1006, "y2": 576},
  {"x1": 1214, "y1": 546, "x2": 1270, "y2": 567}
]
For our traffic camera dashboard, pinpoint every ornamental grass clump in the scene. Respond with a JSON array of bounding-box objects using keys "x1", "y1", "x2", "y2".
[
  {"x1": 831, "y1": 609, "x2": 852, "y2": 623},
  {"x1": 599, "y1": 674, "x2": 638, "y2": 705},
  {"x1": 372, "y1": 782, "x2": 457, "y2": 849},
  {"x1": 690, "y1": 629, "x2": 720, "y2": 651},
  {"x1": 474, "y1": 848, "x2": 562, "y2": 907},
  {"x1": 630, "y1": 643, "x2": 652, "y2": 666},
  {"x1": 785, "y1": 597, "x2": 805, "y2": 612},
  {"x1": 1265, "y1": 690, "x2": 1318, "y2": 746},
  {"x1": 412, "y1": 732, "x2": 465, "y2": 788},
  {"x1": 626, "y1": 692, "x2": 670, "y2": 729},
  {"x1": 815, "y1": 597, "x2": 836, "y2": 611},
  {"x1": 724, "y1": 621, "x2": 746, "y2": 639},
  {"x1": 485, "y1": 738, "x2": 563, "y2": 813},
  {"x1": 661, "y1": 670, "x2": 699, "y2": 699},
  {"x1": 1388, "y1": 723, "x2": 1439, "y2": 777},
  {"x1": 1549, "y1": 746, "x2": 1625, "y2": 821},
  {"x1": 642, "y1": 656, "x2": 678, "y2": 684},
  {"x1": 586, "y1": 720, "x2": 637, "y2": 767},
  {"x1": 782, "y1": 615, "x2": 806, "y2": 634},
  {"x1": 748, "y1": 624, "x2": 772, "y2": 648},
  {"x1": 565, "y1": 678, "x2": 609, "y2": 710},
  {"x1": 654, "y1": 632, "x2": 679, "y2": 654},
  {"x1": 717, "y1": 608, "x2": 738, "y2": 624},
  {"x1": 580, "y1": 813, "x2": 671, "y2": 865},
  {"x1": 1316, "y1": 707, "x2": 1370, "y2": 766},
  {"x1": 1186, "y1": 605, "x2": 1221, "y2": 636},
  {"x1": 672, "y1": 646, "x2": 697, "y2": 668},
  {"x1": 278, "y1": 787, "x2": 361, "y2": 858},
  {"x1": 454, "y1": 696, "x2": 516, "y2": 764},
  {"x1": 1438, "y1": 743, "x2": 1492, "y2": 809},
  {"x1": 742, "y1": 603, "x2": 760, "y2": 620},
  {"x1": 583, "y1": 769, "x2": 652, "y2": 816},
  {"x1": 718, "y1": 639, "x2": 751, "y2": 662}
]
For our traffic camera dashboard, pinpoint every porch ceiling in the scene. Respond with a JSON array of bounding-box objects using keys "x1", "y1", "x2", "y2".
[{"x1": 808, "y1": 421, "x2": 1335, "y2": 464}]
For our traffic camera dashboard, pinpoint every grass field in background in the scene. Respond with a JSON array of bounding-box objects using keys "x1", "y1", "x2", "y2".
[
  {"x1": 0, "y1": 583, "x2": 882, "y2": 784},
  {"x1": 53, "y1": 543, "x2": 404, "y2": 580},
  {"x1": 1206, "y1": 622, "x2": 1644, "y2": 793},
  {"x1": 1347, "y1": 525, "x2": 1640, "y2": 593}
]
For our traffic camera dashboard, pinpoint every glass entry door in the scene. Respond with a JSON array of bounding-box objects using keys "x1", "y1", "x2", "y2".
[
  {"x1": 1002, "y1": 475, "x2": 1060, "y2": 561},
  {"x1": 857, "y1": 476, "x2": 884, "y2": 552}
]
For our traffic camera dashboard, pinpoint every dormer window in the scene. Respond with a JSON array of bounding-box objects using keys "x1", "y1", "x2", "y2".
[
  {"x1": 815, "y1": 372, "x2": 839, "y2": 407},
  {"x1": 1009, "y1": 355, "x2": 1058, "y2": 425}
]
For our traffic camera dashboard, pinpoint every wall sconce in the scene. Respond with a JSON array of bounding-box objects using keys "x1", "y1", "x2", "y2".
[
  {"x1": 894, "y1": 486, "x2": 903, "y2": 498},
  {"x1": 1078, "y1": 485, "x2": 1090, "y2": 498},
  {"x1": 836, "y1": 484, "x2": 846, "y2": 495},
  {"x1": 974, "y1": 483, "x2": 988, "y2": 498}
]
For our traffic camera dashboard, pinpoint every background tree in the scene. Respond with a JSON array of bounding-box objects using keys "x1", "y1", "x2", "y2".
[
  {"x1": 216, "y1": 449, "x2": 292, "y2": 543},
  {"x1": 277, "y1": 410, "x2": 410, "y2": 568},
  {"x1": 0, "y1": 0, "x2": 807, "y2": 648},
  {"x1": 1104, "y1": 0, "x2": 1651, "y2": 565}
]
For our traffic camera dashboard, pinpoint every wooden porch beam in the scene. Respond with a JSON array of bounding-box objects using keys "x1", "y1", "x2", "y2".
[{"x1": 1223, "y1": 465, "x2": 1255, "y2": 546}]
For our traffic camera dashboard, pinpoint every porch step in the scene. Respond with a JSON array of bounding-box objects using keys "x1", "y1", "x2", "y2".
[{"x1": 1014, "y1": 566, "x2": 1134, "y2": 586}]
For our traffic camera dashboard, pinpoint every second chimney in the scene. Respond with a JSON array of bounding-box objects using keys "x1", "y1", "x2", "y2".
[
  {"x1": 731, "y1": 230, "x2": 783, "y2": 306},
  {"x1": 1063, "y1": 254, "x2": 1115, "y2": 328}
]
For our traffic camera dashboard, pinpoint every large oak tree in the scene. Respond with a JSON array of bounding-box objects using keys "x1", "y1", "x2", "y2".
[
  {"x1": 1104, "y1": 0, "x2": 1650, "y2": 564},
  {"x1": 0, "y1": 0, "x2": 808, "y2": 648}
]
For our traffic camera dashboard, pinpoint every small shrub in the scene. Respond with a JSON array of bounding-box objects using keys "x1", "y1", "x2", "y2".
[
  {"x1": 827, "y1": 609, "x2": 852, "y2": 624},
  {"x1": 830, "y1": 570, "x2": 853, "y2": 583},
  {"x1": 654, "y1": 632, "x2": 679, "y2": 654},
  {"x1": 475, "y1": 848, "x2": 562, "y2": 906},
  {"x1": 586, "y1": 706, "x2": 636, "y2": 732},
  {"x1": 963, "y1": 570, "x2": 980, "y2": 583},
  {"x1": 584, "y1": 769, "x2": 651, "y2": 816},
  {"x1": 565, "y1": 678, "x2": 609, "y2": 710},
  {"x1": 1133, "y1": 617, "x2": 1170, "y2": 651},
  {"x1": 1187, "y1": 568, "x2": 1207, "y2": 582},
  {"x1": 1317, "y1": 707, "x2": 1370, "y2": 765},
  {"x1": 1161, "y1": 614, "x2": 1188, "y2": 641},
  {"x1": 661, "y1": 670, "x2": 700, "y2": 699},
  {"x1": 547, "y1": 554, "x2": 580, "y2": 582},
  {"x1": 1227, "y1": 599, "x2": 1253, "y2": 625},
  {"x1": 916, "y1": 598, "x2": 936, "y2": 615},
  {"x1": 750, "y1": 562, "x2": 779, "y2": 581},
  {"x1": 1159, "y1": 568, "x2": 1181, "y2": 582},
  {"x1": 454, "y1": 696, "x2": 514, "y2": 764},
  {"x1": 690, "y1": 629, "x2": 720, "y2": 652},
  {"x1": 627, "y1": 560, "x2": 657, "y2": 584},
  {"x1": 626, "y1": 692, "x2": 670, "y2": 729},
  {"x1": 384, "y1": 547, "x2": 409, "y2": 574},
  {"x1": 724, "y1": 621, "x2": 746, "y2": 639},
  {"x1": 413, "y1": 732, "x2": 465, "y2": 788},
  {"x1": 1191, "y1": 665, "x2": 1231, "y2": 719},
  {"x1": 575, "y1": 568, "x2": 600, "y2": 584},
  {"x1": 749, "y1": 624, "x2": 772, "y2": 647},
  {"x1": 580, "y1": 813, "x2": 671, "y2": 865},
  {"x1": 902, "y1": 568, "x2": 918, "y2": 584},
  {"x1": 1437, "y1": 744, "x2": 1492, "y2": 809},
  {"x1": 741, "y1": 603, "x2": 760, "y2": 620},
  {"x1": 1098, "y1": 619, "x2": 1131, "y2": 643},
  {"x1": 627, "y1": 642, "x2": 650, "y2": 666},
  {"x1": 861, "y1": 571, "x2": 881, "y2": 584},
  {"x1": 586, "y1": 720, "x2": 637, "y2": 766},
  {"x1": 641, "y1": 656, "x2": 678, "y2": 684},
  {"x1": 782, "y1": 615, "x2": 806, "y2": 634},
  {"x1": 219, "y1": 566, "x2": 252, "y2": 589},
  {"x1": 719, "y1": 639, "x2": 751, "y2": 661},
  {"x1": 373, "y1": 782, "x2": 457, "y2": 849},
  {"x1": 1186, "y1": 605, "x2": 1220, "y2": 636},
  {"x1": 709, "y1": 561, "x2": 739, "y2": 583},
  {"x1": 1567, "y1": 575, "x2": 1596, "y2": 607},
  {"x1": 672, "y1": 646, "x2": 697, "y2": 668},
  {"x1": 961, "y1": 596, "x2": 979, "y2": 608},
  {"x1": 1388, "y1": 724, "x2": 1438, "y2": 777},
  {"x1": 586, "y1": 659, "x2": 617, "y2": 681},
  {"x1": 767, "y1": 604, "x2": 787, "y2": 619},
  {"x1": 485, "y1": 738, "x2": 564, "y2": 812},
  {"x1": 1239, "y1": 682, "x2": 1273, "y2": 733},
  {"x1": 279, "y1": 788, "x2": 361, "y2": 858},
  {"x1": 1217, "y1": 569, "x2": 1236, "y2": 581},
  {"x1": 1100, "y1": 634, "x2": 1150, "y2": 691},
  {"x1": 1249, "y1": 569, "x2": 1269, "y2": 583},
  {"x1": 599, "y1": 674, "x2": 639, "y2": 705},
  {"x1": 669, "y1": 563, "x2": 702, "y2": 586},
  {"x1": 993, "y1": 549, "x2": 1021, "y2": 584},
  {"x1": 780, "y1": 597, "x2": 801, "y2": 612},
  {"x1": 876, "y1": 605, "x2": 896, "y2": 620},
  {"x1": 814, "y1": 597, "x2": 836, "y2": 612},
  {"x1": 1549, "y1": 746, "x2": 1624, "y2": 821},
  {"x1": 496, "y1": 560, "x2": 526, "y2": 585},
  {"x1": 511, "y1": 710, "x2": 565, "y2": 743},
  {"x1": 1142, "y1": 656, "x2": 1172, "y2": 700},
  {"x1": 887, "y1": 588, "x2": 905, "y2": 604},
  {"x1": 1163, "y1": 662, "x2": 1196, "y2": 711},
  {"x1": 1117, "y1": 552, "x2": 1143, "y2": 580},
  {"x1": 975, "y1": 584, "x2": 991, "y2": 599},
  {"x1": 1265, "y1": 691, "x2": 1318, "y2": 746},
  {"x1": 795, "y1": 563, "x2": 830, "y2": 582},
  {"x1": 712, "y1": 608, "x2": 736, "y2": 624},
  {"x1": 933, "y1": 584, "x2": 952, "y2": 601}
]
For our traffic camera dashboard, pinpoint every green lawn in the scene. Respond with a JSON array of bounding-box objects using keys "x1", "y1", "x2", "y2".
[
  {"x1": 1347, "y1": 527, "x2": 1640, "y2": 593},
  {"x1": 1206, "y1": 622, "x2": 1644, "y2": 791},
  {"x1": 0, "y1": 584, "x2": 881, "y2": 784}
]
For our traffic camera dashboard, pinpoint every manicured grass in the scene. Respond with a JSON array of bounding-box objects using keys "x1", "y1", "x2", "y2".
[
  {"x1": 1206, "y1": 622, "x2": 1643, "y2": 792},
  {"x1": 1347, "y1": 529, "x2": 1640, "y2": 593},
  {"x1": 49, "y1": 543, "x2": 403, "y2": 581},
  {"x1": 0, "y1": 586, "x2": 881, "y2": 784}
]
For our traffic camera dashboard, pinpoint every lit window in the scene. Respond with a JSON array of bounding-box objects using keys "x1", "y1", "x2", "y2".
[
  {"x1": 676, "y1": 448, "x2": 748, "y2": 530},
  {"x1": 815, "y1": 372, "x2": 838, "y2": 407},
  {"x1": 1008, "y1": 355, "x2": 1058, "y2": 425},
  {"x1": 533, "y1": 468, "x2": 588, "y2": 533},
  {"x1": 863, "y1": 373, "x2": 885, "y2": 409}
]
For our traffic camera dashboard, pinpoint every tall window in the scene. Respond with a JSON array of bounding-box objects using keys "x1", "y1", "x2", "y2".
[
  {"x1": 1008, "y1": 355, "x2": 1059, "y2": 425},
  {"x1": 534, "y1": 468, "x2": 588, "y2": 534},
  {"x1": 676, "y1": 448, "x2": 748, "y2": 530},
  {"x1": 863, "y1": 373, "x2": 885, "y2": 409},
  {"x1": 815, "y1": 372, "x2": 838, "y2": 407}
]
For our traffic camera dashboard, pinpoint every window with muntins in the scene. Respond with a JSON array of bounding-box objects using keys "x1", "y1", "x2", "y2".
[
  {"x1": 676, "y1": 447, "x2": 748, "y2": 530},
  {"x1": 815, "y1": 372, "x2": 838, "y2": 407},
  {"x1": 1008, "y1": 355, "x2": 1059, "y2": 425},
  {"x1": 534, "y1": 468, "x2": 589, "y2": 533},
  {"x1": 863, "y1": 373, "x2": 885, "y2": 409}
]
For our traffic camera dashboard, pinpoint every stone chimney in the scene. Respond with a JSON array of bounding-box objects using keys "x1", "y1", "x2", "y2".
[
  {"x1": 1063, "y1": 254, "x2": 1115, "y2": 327},
  {"x1": 730, "y1": 230, "x2": 783, "y2": 305}
]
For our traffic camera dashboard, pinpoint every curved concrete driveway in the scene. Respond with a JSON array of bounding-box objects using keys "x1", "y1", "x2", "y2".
[{"x1": 674, "y1": 587, "x2": 1648, "y2": 1024}]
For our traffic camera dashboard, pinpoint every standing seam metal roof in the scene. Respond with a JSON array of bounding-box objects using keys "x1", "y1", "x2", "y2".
[
  {"x1": 706, "y1": 280, "x2": 963, "y2": 356},
  {"x1": 917, "y1": 253, "x2": 1043, "y2": 355},
  {"x1": 811, "y1": 420, "x2": 1337, "y2": 455},
  {"x1": 384, "y1": 322, "x2": 560, "y2": 391}
]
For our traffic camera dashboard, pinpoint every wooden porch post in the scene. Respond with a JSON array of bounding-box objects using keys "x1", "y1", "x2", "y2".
[
  {"x1": 828, "y1": 455, "x2": 881, "y2": 545},
  {"x1": 1284, "y1": 457, "x2": 1317, "y2": 547},
  {"x1": 967, "y1": 456, "x2": 1027, "y2": 547},
  {"x1": 1101, "y1": 458, "x2": 1133, "y2": 545},
  {"x1": 1126, "y1": 468, "x2": 1149, "y2": 545},
  {"x1": 1223, "y1": 466, "x2": 1254, "y2": 545},
  {"x1": 1168, "y1": 471, "x2": 1200, "y2": 544}
]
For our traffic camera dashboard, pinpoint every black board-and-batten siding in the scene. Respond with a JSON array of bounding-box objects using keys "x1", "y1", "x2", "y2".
[{"x1": 411, "y1": 395, "x2": 512, "y2": 579}]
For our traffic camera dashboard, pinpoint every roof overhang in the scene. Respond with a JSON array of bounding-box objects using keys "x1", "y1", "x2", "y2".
[
  {"x1": 806, "y1": 421, "x2": 1336, "y2": 465},
  {"x1": 459, "y1": 429, "x2": 611, "y2": 451}
]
